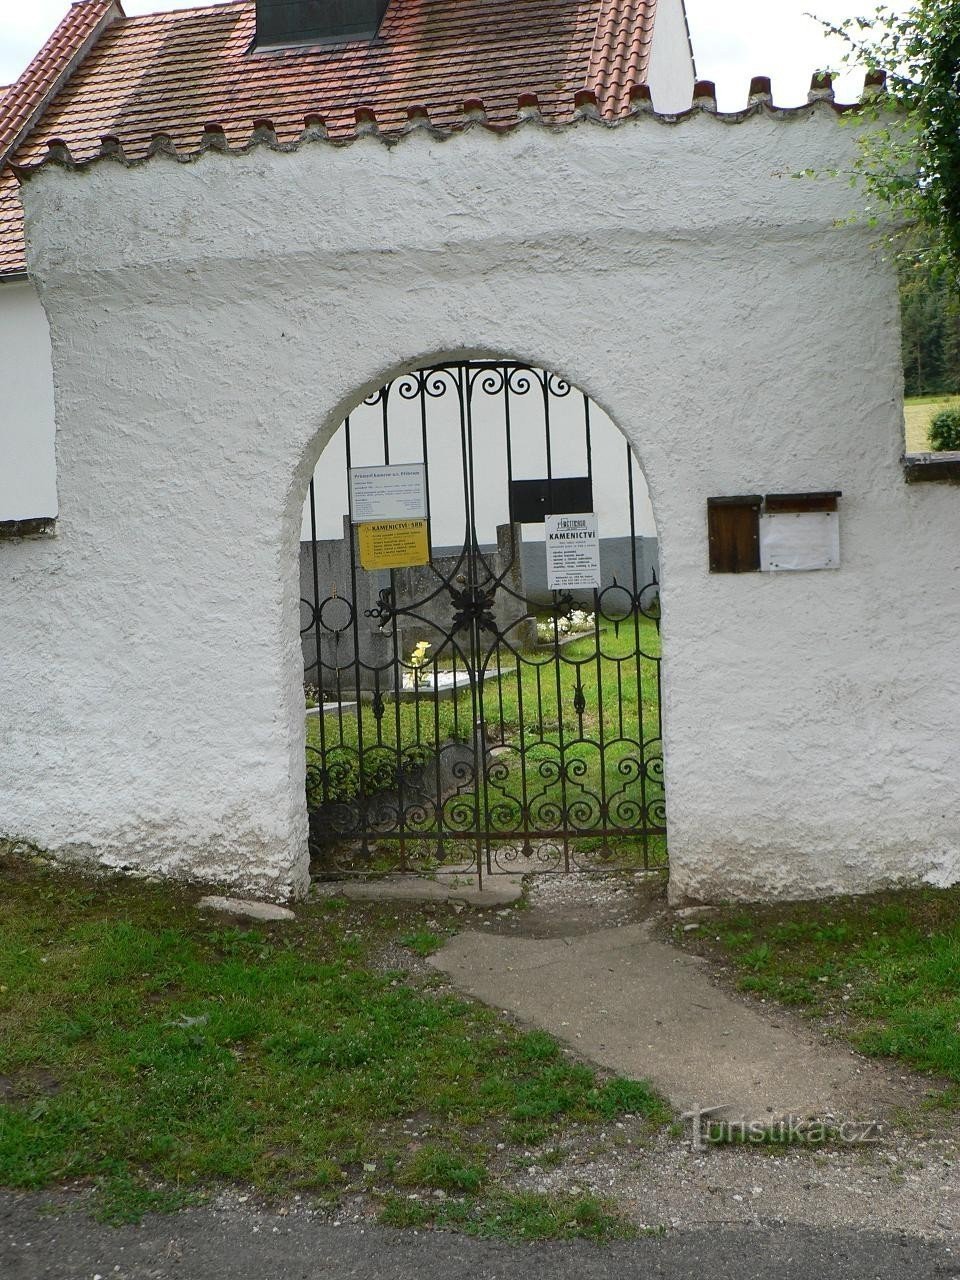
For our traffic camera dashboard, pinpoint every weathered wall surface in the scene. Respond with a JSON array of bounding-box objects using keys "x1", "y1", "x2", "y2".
[
  {"x1": 0, "y1": 281, "x2": 58, "y2": 520},
  {"x1": 4, "y1": 105, "x2": 958, "y2": 902}
]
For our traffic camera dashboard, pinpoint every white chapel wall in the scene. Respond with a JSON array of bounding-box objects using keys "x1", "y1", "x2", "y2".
[{"x1": 4, "y1": 105, "x2": 957, "y2": 904}]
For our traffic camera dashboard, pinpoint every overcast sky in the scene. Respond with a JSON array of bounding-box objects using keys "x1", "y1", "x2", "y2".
[{"x1": 0, "y1": 0, "x2": 914, "y2": 107}]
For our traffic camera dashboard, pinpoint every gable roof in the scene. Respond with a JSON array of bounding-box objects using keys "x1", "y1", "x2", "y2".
[{"x1": 0, "y1": 0, "x2": 666, "y2": 279}]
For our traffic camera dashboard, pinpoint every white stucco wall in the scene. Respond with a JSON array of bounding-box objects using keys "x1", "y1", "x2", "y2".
[
  {"x1": 3, "y1": 105, "x2": 958, "y2": 903},
  {"x1": 0, "y1": 281, "x2": 58, "y2": 520},
  {"x1": 647, "y1": 0, "x2": 696, "y2": 114}
]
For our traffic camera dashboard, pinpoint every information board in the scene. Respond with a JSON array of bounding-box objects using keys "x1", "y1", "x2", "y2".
[
  {"x1": 759, "y1": 511, "x2": 840, "y2": 573},
  {"x1": 349, "y1": 463, "x2": 427, "y2": 523},
  {"x1": 545, "y1": 513, "x2": 601, "y2": 590},
  {"x1": 358, "y1": 519, "x2": 430, "y2": 570}
]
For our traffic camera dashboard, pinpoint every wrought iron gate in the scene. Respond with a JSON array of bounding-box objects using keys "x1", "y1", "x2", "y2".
[{"x1": 301, "y1": 362, "x2": 665, "y2": 880}]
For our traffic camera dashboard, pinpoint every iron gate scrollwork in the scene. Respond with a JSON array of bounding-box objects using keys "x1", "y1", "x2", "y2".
[{"x1": 301, "y1": 361, "x2": 666, "y2": 881}]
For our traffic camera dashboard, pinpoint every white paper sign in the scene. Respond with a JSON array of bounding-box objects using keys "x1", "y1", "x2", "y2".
[
  {"x1": 349, "y1": 463, "x2": 427, "y2": 523},
  {"x1": 760, "y1": 511, "x2": 840, "y2": 572},
  {"x1": 545, "y1": 513, "x2": 601, "y2": 590}
]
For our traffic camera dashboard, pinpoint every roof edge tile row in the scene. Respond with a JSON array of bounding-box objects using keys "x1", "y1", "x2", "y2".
[{"x1": 11, "y1": 73, "x2": 891, "y2": 182}]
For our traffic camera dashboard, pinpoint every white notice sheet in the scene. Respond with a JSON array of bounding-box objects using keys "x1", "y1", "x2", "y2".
[
  {"x1": 759, "y1": 511, "x2": 840, "y2": 572},
  {"x1": 349, "y1": 463, "x2": 427, "y2": 523},
  {"x1": 545, "y1": 513, "x2": 601, "y2": 590}
]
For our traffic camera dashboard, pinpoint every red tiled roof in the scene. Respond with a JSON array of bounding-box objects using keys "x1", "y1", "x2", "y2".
[
  {"x1": 0, "y1": 0, "x2": 661, "y2": 277},
  {"x1": 0, "y1": 1, "x2": 119, "y2": 162}
]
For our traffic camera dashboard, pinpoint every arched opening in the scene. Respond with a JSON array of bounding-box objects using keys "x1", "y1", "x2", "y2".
[{"x1": 297, "y1": 359, "x2": 665, "y2": 882}]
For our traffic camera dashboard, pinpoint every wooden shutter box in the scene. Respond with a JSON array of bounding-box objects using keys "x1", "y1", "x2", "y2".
[{"x1": 707, "y1": 496, "x2": 762, "y2": 573}]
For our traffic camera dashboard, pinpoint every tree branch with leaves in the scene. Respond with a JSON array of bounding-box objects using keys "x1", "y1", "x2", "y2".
[{"x1": 821, "y1": 1, "x2": 960, "y2": 287}]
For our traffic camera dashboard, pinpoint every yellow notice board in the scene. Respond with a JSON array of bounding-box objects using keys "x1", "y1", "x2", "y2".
[{"x1": 358, "y1": 519, "x2": 430, "y2": 570}]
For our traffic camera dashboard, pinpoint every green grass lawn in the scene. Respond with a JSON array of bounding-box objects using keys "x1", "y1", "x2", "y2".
[
  {"x1": 307, "y1": 615, "x2": 666, "y2": 868},
  {"x1": 676, "y1": 886, "x2": 960, "y2": 1099},
  {"x1": 904, "y1": 393, "x2": 960, "y2": 452},
  {"x1": 0, "y1": 848, "x2": 668, "y2": 1234}
]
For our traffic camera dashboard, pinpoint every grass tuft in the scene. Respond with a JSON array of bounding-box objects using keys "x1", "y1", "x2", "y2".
[{"x1": 377, "y1": 1190, "x2": 636, "y2": 1242}]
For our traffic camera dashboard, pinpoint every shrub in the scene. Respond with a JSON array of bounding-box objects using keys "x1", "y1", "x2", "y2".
[{"x1": 929, "y1": 406, "x2": 960, "y2": 451}]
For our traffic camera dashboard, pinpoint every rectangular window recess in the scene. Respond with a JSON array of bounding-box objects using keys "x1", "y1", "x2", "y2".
[
  {"x1": 764, "y1": 491, "x2": 842, "y2": 514},
  {"x1": 0, "y1": 516, "x2": 57, "y2": 541},
  {"x1": 902, "y1": 452, "x2": 960, "y2": 484}
]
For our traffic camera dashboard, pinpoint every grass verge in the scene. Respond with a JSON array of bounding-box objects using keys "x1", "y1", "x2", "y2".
[
  {"x1": 673, "y1": 885, "x2": 960, "y2": 1094},
  {"x1": 0, "y1": 848, "x2": 667, "y2": 1235}
]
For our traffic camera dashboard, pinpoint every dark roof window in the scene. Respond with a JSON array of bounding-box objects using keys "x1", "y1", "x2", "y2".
[{"x1": 255, "y1": 0, "x2": 390, "y2": 47}]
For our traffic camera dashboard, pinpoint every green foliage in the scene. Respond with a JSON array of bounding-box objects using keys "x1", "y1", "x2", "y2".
[
  {"x1": 827, "y1": 2, "x2": 960, "y2": 288},
  {"x1": 900, "y1": 250, "x2": 960, "y2": 394},
  {"x1": 929, "y1": 405, "x2": 960, "y2": 449}
]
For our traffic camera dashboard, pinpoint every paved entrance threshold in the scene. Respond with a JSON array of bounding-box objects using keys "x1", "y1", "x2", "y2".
[{"x1": 429, "y1": 880, "x2": 917, "y2": 1126}]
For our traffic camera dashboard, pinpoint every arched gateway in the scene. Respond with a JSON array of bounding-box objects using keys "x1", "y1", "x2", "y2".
[{"x1": 301, "y1": 360, "x2": 665, "y2": 881}]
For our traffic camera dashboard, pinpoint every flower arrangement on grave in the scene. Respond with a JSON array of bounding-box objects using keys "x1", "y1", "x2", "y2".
[
  {"x1": 536, "y1": 610, "x2": 595, "y2": 643},
  {"x1": 403, "y1": 640, "x2": 432, "y2": 689}
]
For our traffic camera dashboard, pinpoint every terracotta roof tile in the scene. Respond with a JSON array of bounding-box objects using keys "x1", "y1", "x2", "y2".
[
  {"x1": 0, "y1": 1, "x2": 119, "y2": 163},
  {"x1": 590, "y1": 0, "x2": 658, "y2": 119},
  {"x1": 0, "y1": 0, "x2": 661, "y2": 276}
]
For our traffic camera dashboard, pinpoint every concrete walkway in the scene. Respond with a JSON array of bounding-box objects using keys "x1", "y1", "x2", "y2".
[{"x1": 430, "y1": 919, "x2": 915, "y2": 1124}]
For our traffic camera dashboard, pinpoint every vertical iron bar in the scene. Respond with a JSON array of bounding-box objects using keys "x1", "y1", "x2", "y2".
[
  {"x1": 431, "y1": 645, "x2": 444, "y2": 863},
  {"x1": 504, "y1": 372, "x2": 531, "y2": 851},
  {"x1": 343, "y1": 414, "x2": 371, "y2": 859},
  {"x1": 592, "y1": 595, "x2": 607, "y2": 843},
  {"x1": 543, "y1": 378, "x2": 569, "y2": 872},
  {"x1": 308, "y1": 477, "x2": 328, "y2": 791},
  {"x1": 462, "y1": 365, "x2": 487, "y2": 886},
  {"x1": 584, "y1": 391, "x2": 593, "y2": 487},
  {"x1": 419, "y1": 371, "x2": 434, "y2": 555},
  {"x1": 626, "y1": 442, "x2": 649, "y2": 867}
]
